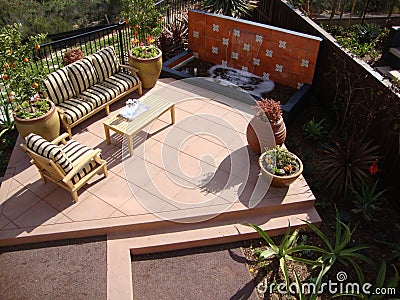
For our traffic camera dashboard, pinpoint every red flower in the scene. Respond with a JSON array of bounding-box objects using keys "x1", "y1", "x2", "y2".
[
  {"x1": 369, "y1": 160, "x2": 378, "y2": 175},
  {"x1": 2, "y1": 74, "x2": 8, "y2": 80},
  {"x1": 125, "y1": 19, "x2": 129, "y2": 24}
]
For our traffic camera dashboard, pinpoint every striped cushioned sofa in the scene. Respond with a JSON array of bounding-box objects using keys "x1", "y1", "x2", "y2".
[{"x1": 42, "y1": 46, "x2": 142, "y2": 138}]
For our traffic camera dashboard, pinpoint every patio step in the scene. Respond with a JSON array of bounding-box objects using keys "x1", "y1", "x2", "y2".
[
  {"x1": 115, "y1": 206, "x2": 321, "y2": 255},
  {"x1": 375, "y1": 65, "x2": 393, "y2": 76},
  {"x1": 389, "y1": 47, "x2": 400, "y2": 59}
]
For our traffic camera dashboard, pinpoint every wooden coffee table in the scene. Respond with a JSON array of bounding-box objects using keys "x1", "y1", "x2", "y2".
[{"x1": 103, "y1": 94, "x2": 175, "y2": 156}]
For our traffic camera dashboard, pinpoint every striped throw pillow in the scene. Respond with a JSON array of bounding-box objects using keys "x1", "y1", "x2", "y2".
[
  {"x1": 67, "y1": 57, "x2": 99, "y2": 94},
  {"x1": 90, "y1": 46, "x2": 119, "y2": 82},
  {"x1": 43, "y1": 67, "x2": 76, "y2": 105},
  {"x1": 25, "y1": 133, "x2": 73, "y2": 174},
  {"x1": 62, "y1": 140, "x2": 97, "y2": 184}
]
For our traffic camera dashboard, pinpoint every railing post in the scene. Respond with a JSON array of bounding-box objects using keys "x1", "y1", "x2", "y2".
[{"x1": 118, "y1": 22, "x2": 125, "y2": 65}]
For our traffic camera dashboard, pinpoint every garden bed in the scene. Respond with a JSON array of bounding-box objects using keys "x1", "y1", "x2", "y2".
[{"x1": 242, "y1": 96, "x2": 400, "y2": 299}]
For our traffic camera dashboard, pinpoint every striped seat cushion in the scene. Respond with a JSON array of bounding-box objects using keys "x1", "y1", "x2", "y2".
[
  {"x1": 67, "y1": 57, "x2": 99, "y2": 94},
  {"x1": 25, "y1": 133, "x2": 73, "y2": 174},
  {"x1": 43, "y1": 67, "x2": 76, "y2": 105},
  {"x1": 89, "y1": 46, "x2": 119, "y2": 82},
  {"x1": 77, "y1": 85, "x2": 114, "y2": 108},
  {"x1": 56, "y1": 98, "x2": 95, "y2": 125},
  {"x1": 101, "y1": 72, "x2": 140, "y2": 93},
  {"x1": 62, "y1": 140, "x2": 97, "y2": 184}
]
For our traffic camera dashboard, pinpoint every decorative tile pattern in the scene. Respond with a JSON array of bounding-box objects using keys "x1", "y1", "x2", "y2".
[
  {"x1": 263, "y1": 72, "x2": 270, "y2": 80},
  {"x1": 279, "y1": 40, "x2": 286, "y2": 49},
  {"x1": 188, "y1": 10, "x2": 321, "y2": 88},
  {"x1": 301, "y1": 59, "x2": 309, "y2": 68},
  {"x1": 297, "y1": 82, "x2": 304, "y2": 89},
  {"x1": 193, "y1": 52, "x2": 199, "y2": 59},
  {"x1": 265, "y1": 49, "x2": 273, "y2": 57},
  {"x1": 242, "y1": 66, "x2": 248, "y2": 72}
]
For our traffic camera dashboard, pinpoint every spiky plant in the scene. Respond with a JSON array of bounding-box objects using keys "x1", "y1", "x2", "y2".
[
  {"x1": 199, "y1": 0, "x2": 258, "y2": 18},
  {"x1": 352, "y1": 180, "x2": 387, "y2": 222},
  {"x1": 320, "y1": 136, "x2": 379, "y2": 197},
  {"x1": 159, "y1": 15, "x2": 188, "y2": 61}
]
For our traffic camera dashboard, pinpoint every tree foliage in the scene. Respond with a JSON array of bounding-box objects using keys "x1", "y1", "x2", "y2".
[{"x1": 0, "y1": 0, "x2": 124, "y2": 37}]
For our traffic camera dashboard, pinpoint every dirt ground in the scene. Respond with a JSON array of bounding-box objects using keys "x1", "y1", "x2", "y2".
[{"x1": 0, "y1": 236, "x2": 107, "y2": 300}]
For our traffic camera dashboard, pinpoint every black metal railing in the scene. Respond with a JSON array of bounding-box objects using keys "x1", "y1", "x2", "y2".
[{"x1": 1, "y1": 1, "x2": 197, "y2": 121}]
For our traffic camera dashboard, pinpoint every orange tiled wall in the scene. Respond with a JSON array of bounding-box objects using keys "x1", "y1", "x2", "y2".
[{"x1": 188, "y1": 10, "x2": 322, "y2": 88}]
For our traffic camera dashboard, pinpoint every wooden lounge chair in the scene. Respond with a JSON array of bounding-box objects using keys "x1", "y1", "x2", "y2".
[{"x1": 21, "y1": 132, "x2": 108, "y2": 202}]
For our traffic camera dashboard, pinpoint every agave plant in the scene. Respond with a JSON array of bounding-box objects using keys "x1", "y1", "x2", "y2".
[
  {"x1": 303, "y1": 207, "x2": 373, "y2": 286},
  {"x1": 320, "y1": 136, "x2": 380, "y2": 197},
  {"x1": 199, "y1": 0, "x2": 258, "y2": 17},
  {"x1": 352, "y1": 180, "x2": 387, "y2": 222},
  {"x1": 244, "y1": 222, "x2": 324, "y2": 292}
]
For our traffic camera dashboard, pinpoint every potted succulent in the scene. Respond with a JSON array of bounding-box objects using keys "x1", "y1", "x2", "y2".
[
  {"x1": 124, "y1": 0, "x2": 164, "y2": 89},
  {"x1": 0, "y1": 24, "x2": 59, "y2": 141},
  {"x1": 246, "y1": 98, "x2": 287, "y2": 154},
  {"x1": 259, "y1": 145, "x2": 303, "y2": 187}
]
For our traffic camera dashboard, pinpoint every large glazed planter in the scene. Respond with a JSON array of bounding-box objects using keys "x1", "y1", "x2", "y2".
[
  {"x1": 246, "y1": 116, "x2": 286, "y2": 154},
  {"x1": 128, "y1": 48, "x2": 162, "y2": 89},
  {"x1": 258, "y1": 151, "x2": 303, "y2": 188},
  {"x1": 14, "y1": 100, "x2": 60, "y2": 141}
]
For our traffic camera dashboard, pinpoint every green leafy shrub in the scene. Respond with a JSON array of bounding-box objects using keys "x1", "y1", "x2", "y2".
[
  {"x1": 0, "y1": 23, "x2": 47, "y2": 119},
  {"x1": 123, "y1": 0, "x2": 164, "y2": 59},
  {"x1": 302, "y1": 118, "x2": 327, "y2": 142}
]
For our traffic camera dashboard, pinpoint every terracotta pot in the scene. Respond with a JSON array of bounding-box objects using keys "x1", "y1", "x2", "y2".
[
  {"x1": 258, "y1": 151, "x2": 303, "y2": 188},
  {"x1": 128, "y1": 48, "x2": 162, "y2": 89},
  {"x1": 246, "y1": 116, "x2": 286, "y2": 154},
  {"x1": 14, "y1": 100, "x2": 60, "y2": 141}
]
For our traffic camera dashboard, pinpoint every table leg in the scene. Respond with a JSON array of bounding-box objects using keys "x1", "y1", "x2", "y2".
[
  {"x1": 104, "y1": 125, "x2": 111, "y2": 144},
  {"x1": 127, "y1": 135, "x2": 134, "y2": 156},
  {"x1": 170, "y1": 105, "x2": 175, "y2": 124}
]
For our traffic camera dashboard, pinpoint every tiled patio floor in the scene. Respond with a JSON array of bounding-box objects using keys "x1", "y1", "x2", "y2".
[{"x1": 0, "y1": 78, "x2": 321, "y2": 248}]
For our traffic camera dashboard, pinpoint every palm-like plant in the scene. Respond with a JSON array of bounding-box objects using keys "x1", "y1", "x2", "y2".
[
  {"x1": 244, "y1": 223, "x2": 324, "y2": 292},
  {"x1": 320, "y1": 136, "x2": 379, "y2": 197},
  {"x1": 199, "y1": 0, "x2": 258, "y2": 18}
]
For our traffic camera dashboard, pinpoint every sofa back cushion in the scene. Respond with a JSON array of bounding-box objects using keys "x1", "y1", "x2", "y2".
[
  {"x1": 90, "y1": 46, "x2": 119, "y2": 82},
  {"x1": 25, "y1": 133, "x2": 73, "y2": 174},
  {"x1": 67, "y1": 57, "x2": 99, "y2": 94},
  {"x1": 43, "y1": 67, "x2": 76, "y2": 105}
]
